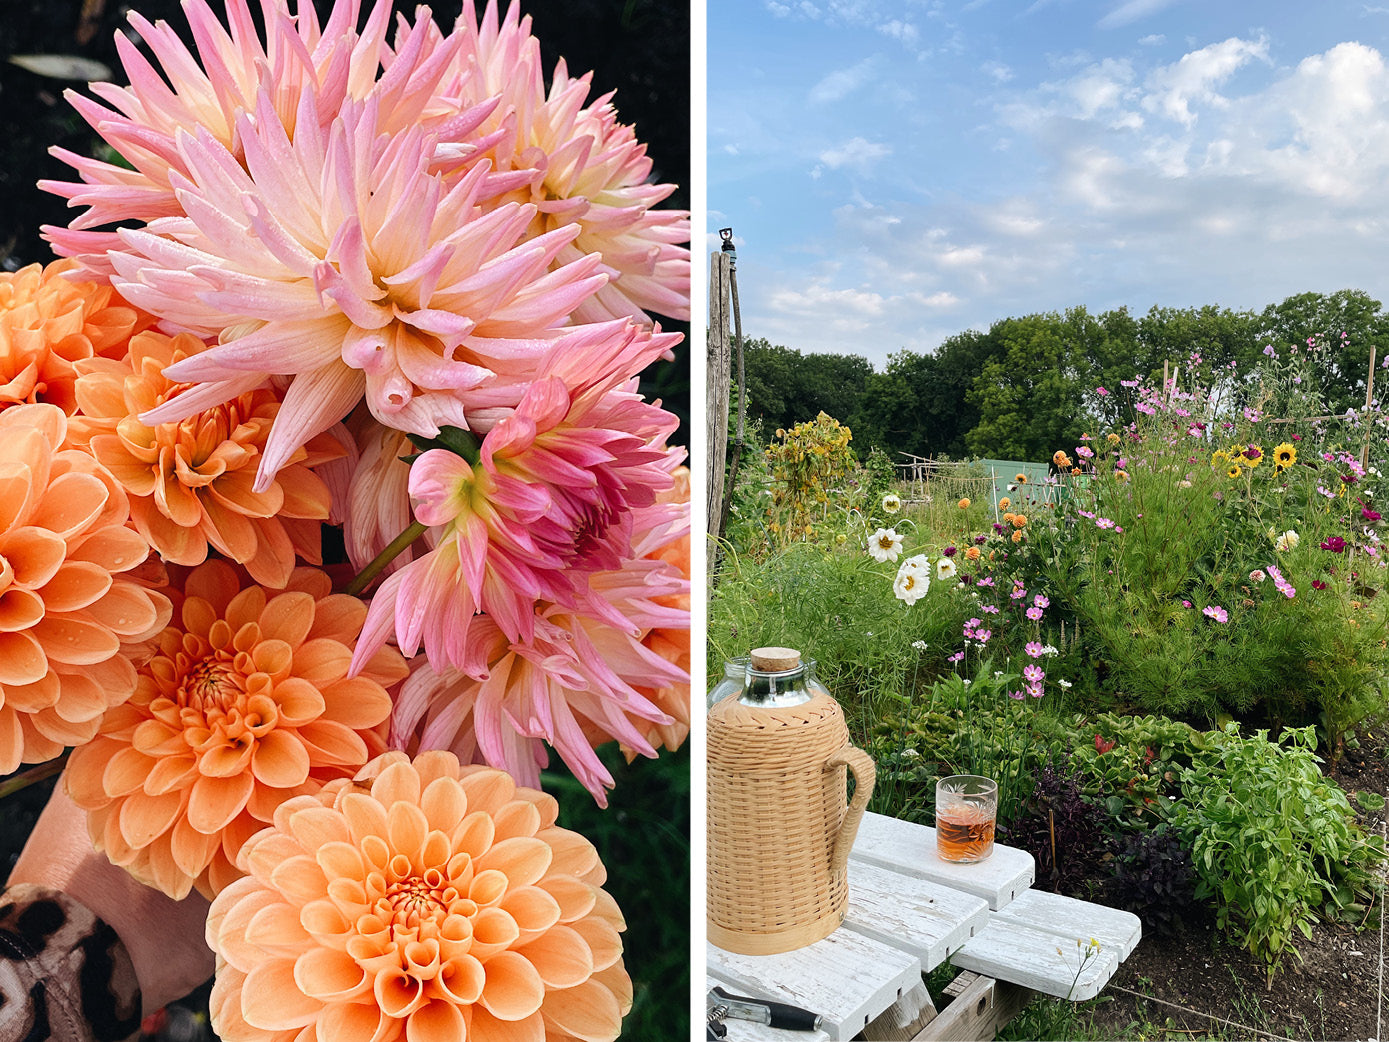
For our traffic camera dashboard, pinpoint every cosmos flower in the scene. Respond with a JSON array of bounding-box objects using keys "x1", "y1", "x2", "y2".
[
  {"x1": 881, "y1": 492, "x2": 902, "y2": 514},
  {"x1": 867, "y1": 528, "x2": 904, "y2": 563},
  {"x1": 69, "y1": 331, "x2": 340, "y2": 589},
  {"x1": 205, "y1": 750, "x2": 631, "y2": 1042},
  {"x1": 1275, "y1": 530, "x2": 1299, "y2": 552},
  {"x1": 0, "y1": 404, "x2": 170, "y2": 774},
  {"x1": 893, "y1": 561, "x2": 929, "y2": 606},
  {"x1": 0, "y1": 260, "x2": 147, "y2": 415},
  {"x1": 1201, "y1": 605, "x2": 1229, "y2": 623},
  {"x1": 65, "y1": 560, "x2": 408, "y2": 898},
  {"x1": 936, "y1": 558, "x2": 957, "y2": 581}
]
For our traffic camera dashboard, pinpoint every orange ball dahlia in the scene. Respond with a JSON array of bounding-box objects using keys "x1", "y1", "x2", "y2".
[
  {"x1": 69, "y1": 330, "x2": 340, "y2": 589},
  {"x1": 0, "y1": 403, "x2": 169, "y2": 773},
  {"x1": 0, "y1": 260, "x2": 147, "y2": 415},
  {"x1": 66, "y1": 560, "x2": 408, "y2": 899},
  {"x1": 206, "y1": 751, "x2": 631, "y2": 1042}
]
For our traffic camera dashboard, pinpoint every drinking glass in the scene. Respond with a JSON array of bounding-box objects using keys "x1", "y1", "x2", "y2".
[{"x1": 935, "y1": 775, "x2": 997, "y2": 863}]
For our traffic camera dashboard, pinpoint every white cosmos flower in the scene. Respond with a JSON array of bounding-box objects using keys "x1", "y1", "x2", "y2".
[
  {"x1": 893, "y1": 560, "x2": 930, "y2": 605},
  {"x1": 1275, "y1": 530, "x2": 1299, "y2": 552},
  {"x1": 882, "y1": 492, "x2": 902, "y2": 514},
  {"x1": 937, "y1": 557, "x2": 958, "y2": 581},
  {"x1": 868, "y1": 527, "x2": 904, "y2": 562}
]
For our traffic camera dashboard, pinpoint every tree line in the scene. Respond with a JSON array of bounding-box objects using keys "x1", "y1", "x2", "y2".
[{"x1": 737, "y1": 289, "x2": 1389, "y2": 463}]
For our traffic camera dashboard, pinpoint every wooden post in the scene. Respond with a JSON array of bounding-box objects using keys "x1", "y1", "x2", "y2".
[
  {"x1": 1363, "y1": 344, "x2": 1377, "y2": 472},
  {"x1": 707, "y1": 251, "x2": 732, "y2": 574}
]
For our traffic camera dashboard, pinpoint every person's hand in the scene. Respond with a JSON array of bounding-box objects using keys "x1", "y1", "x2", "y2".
[{"x1": 8, "y1": 780, "x2": 216, "y2": 1014}]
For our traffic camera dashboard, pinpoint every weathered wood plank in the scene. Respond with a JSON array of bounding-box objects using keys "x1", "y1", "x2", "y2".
[
  {"x1": 707, "y1": 930, "x2": 922, "y2": 1041},
  {"x1": 914, "y1": 976, "x2": 1034, "y2": 1042},
  {"x1": 705, "y1": 976, "x2": 832, "y2": 1042},
  {"x1": 850, "y1": 812, "x2": 1035, "y2": 910},
  {"x1": 950, "y1": 921, "x2": 1121, "y2": 1001},
  {"x1": 842, "y1": 860, "x2": 991, "y2": 970},
  {"x1": 991, "y1": 890, "x2": 1142, "y2": 959}
]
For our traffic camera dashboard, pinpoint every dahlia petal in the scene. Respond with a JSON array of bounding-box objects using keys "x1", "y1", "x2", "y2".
[
  {"x1": 2, "y1": 673, "x2": 59, "y2": 714},
  {"x1": 246, "y1": 900, "x2": 312, "y2": 950},
  {"x1": 0, "y1": 591, "x2": 45, "y2": 634},
  {"x1": 144, "y1": 753, "x2": 198, "y2": 795},
  {"x1": 258, "y1": 591, "x2": 316, "y2": 646},
  {"x1": 4, "y1": 527, "x2": 68, "y2": 589},
  {"x1": 478, "y1": 949, "x2": 544, "y2": 1021},
  {"x1": 296, "y1": 719, "x2": 368, "y2": 766},
  {"x1": 293, "y1": 947, "x2": 369, "y2": 1002},
  {"x1": 514, "y1": 924, "x2": 593, "y2": 989},
  {"x1": 316, "y1": 1002, "x2": 387, "y2": 1042},
  {"x1": 465, "y1": 1007, "x2": 544, "y2": 1042},
  {"x1": 241, "y1": 959, "x2": 321, "y2": 1030},
  {"x1": 313, "y1": 840, "x2": 364, "y2": 881},
  {"x1": 478, "y1": 837, "x2": 552, "y2": 889},
  {"x1": 286, "y1": 805, "x2": 352, "y2": 850},
  {"x1": 320, "y1": 677, "x2": 392, "y2": 729},
  {"x1": 540, "y1": 976, "x2": 624, "y2": 1042},
  {"x1": 170, "y1": 814, "x2": 222, "y2": 879},
  {"x1": 471, "y1": 905, "x2": 520, "y2": 957},
  {"x1": 118, "y1": 788, "x2": 184, "y2": 848},
  {"x1": 0, "y1": 632, "x2": 47, "y2": 686},
  {"x1": 385, "y1": 801, "x2": 428, "y2": 860},
  {"x1": 405, "y1": 1001, "x2": 466, "y2": 1042},
  {"x1": 545, "y1": 876, "x2": 599, "y2": 924},
  {"x1": 48, "y1": 671, "x2": 106, "y2": 724},
  {"x1": 420, "y1": 775, "x2": 468, "y2": 836},
  {"x1": 268, "y1": 854, "x2": 328, "y2": 906},
  {"x1": 188, "y1": 770, "x2": 255, "y2": 833},
  {"x1": 373, "y1": 970, "x2": 425, "y2": 1019},
  {"x1": 251, "y1": 729, "x2": 311, "y2": 787},
  {"x1": 38, "y1": 562, "x2": 113, "y2": 613},
  {"x1": 340, "y1": 791, "x2": 389, "y2": 844},
  {"x1": 371, "y1": 757, "x2": 422, "y2": 808},
  {"x1": 255, "y1": 362, "x2": 365, "y2": 493}
]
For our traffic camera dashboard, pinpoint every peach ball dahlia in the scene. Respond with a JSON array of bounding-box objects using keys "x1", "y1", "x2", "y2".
[
  {"x1": 65, "y1": 560, "x2": 408, "y2": 899},
  {"x1": 206, "y1": 751, "x2": 630, "y2": 1042},
  {"x1": 0, "y1": 403, "x2": 169, "y2": 772},
  {"x1": 0, "y1": 260, "x2": 147, "y2": 415},
  {"x1": 69, "y1": 330, "x2": 340, "y2": 589}
]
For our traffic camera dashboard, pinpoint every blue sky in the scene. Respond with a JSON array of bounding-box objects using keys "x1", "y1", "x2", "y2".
[{"x1": 707, "y1": 1, "x2": 1389, "y2": 368}]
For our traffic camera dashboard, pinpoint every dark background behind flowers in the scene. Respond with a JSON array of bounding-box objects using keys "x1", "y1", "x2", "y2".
[{"x1": 0, "y1": 1, "x2": 690, "y2": 1037}]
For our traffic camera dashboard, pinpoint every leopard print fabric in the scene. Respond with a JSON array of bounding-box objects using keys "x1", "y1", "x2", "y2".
[{"x1": 0, "y1": 885, "x2": 140, "y2": 1042}]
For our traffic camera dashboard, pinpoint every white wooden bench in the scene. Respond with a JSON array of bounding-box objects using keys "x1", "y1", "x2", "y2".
[{"x1": 707, "y1": 811, "x2": 1142, "y2": 1040}]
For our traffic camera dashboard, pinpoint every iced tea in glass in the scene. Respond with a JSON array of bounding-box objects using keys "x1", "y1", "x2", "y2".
[{"x1": 935, "y1": 775, "x2": 997, "y2": 863}]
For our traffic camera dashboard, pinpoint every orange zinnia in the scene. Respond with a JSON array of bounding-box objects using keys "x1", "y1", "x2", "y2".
[
  {"x1": 69, "y1": 331, "x2": 340, "y2": 589},
  {"x1": 65, "y1": 560, "x2": 408, "y2": 899},
  {"x1": 206, "y1": 751, "x2": 631, "y2": 1042},
  {"x1": 0, "y1": 260, "x2": 147, "y2": 415},
  {"x1": 0, "y1": 403, "x2": 169, "y2": 773}
]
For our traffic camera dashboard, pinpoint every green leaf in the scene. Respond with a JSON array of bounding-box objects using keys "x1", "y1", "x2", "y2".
[{"x1": 1355, "y1": 790, "x2": 1385, "y2": 811}]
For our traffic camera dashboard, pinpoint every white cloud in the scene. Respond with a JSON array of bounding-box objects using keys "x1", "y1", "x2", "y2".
[
  {"x1": 917, "y1": 291, "x2": 962, "y2": 307},
  {"x1": 1138, "y1": 33, "x2": 1166, "y2": 46},
  {"x1": 809, "y1": 56, "x2": 881, "y2": 104},
  {"x1": 1142, "y1": 35, "x2": 1270, "y2": 126},
  {"x1": 819, "y1": 137, "x2": 893, "y2": 172},
  {"x1": 1098, "y1": 0, "x2": 1184, "y2": 29},
  {"x1": 767, "y1": 281, "x2": 887, "y2": 318},
  {"x1": 981, "y1": 60, "x2": 1014, "y2": 83}
]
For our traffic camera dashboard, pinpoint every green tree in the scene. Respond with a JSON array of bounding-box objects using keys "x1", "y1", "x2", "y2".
[{"x1": 1258, "y1": 290, "x2": 1389, "y2": 415}]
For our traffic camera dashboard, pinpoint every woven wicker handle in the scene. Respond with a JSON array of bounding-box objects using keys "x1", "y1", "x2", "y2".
[{"x1": 826, "y1": 746, "x2": 876, "y2": 877}]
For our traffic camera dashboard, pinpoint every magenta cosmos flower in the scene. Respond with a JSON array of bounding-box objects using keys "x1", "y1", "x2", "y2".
[{"x1": 352, "y1": 326, "x2": 679, "y2": 675}]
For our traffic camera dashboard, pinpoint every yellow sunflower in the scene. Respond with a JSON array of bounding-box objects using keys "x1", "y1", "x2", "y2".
[
  {"x1": 1227, "y1": 464, "x2": 1242, "y2": 479},
  {"x1": 1273, "y1": 442, "x2": 1297, "y2": 472}
]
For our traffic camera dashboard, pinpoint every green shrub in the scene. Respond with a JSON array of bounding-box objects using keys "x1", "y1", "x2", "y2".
[{"x1": 1167, "y1": 723, "x2": 1384, "y2": 980}]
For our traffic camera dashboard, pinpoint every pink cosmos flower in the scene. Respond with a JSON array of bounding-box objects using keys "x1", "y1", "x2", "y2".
[
  {"x1": 124, "y1": 94, "x2": 607, "y2": 492},
  {"x1": 1025, "y1": 642, "x2": 1044, "y2": 658},
  {"x1": 353, "y1": 326, "x2": 678, "y2": 674},
  {"x1": 1201, "y1": 605, "x2": 1229, "y2": 623},
  {"x1": 1023, "y1": 664, "x2": 1044, "y2": 684}
]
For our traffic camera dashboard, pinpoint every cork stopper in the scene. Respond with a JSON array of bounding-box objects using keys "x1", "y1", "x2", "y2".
[{"x1": 750, "y1": 647, "x2": 802, "y2": 672}]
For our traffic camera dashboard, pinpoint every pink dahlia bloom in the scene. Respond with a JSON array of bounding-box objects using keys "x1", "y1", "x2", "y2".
[
  {"x1": 352, "y1": 326, "x2": 679, "y2": 674},
  {"x1": 41, "y1": 0, "x2": 480, "y2": 276},
  {"x1": 446, "y1": 3, "x2": 690, "y2": 324},
  {"x1": 206, "y1": 751, "x2": 631, "y2": 1042},
  {"x1": 387, "y1": 480, "x2": 690, "y2": 803},
  {"x1": 125, "y1": 92, "x2": 603, "y2": 491}
]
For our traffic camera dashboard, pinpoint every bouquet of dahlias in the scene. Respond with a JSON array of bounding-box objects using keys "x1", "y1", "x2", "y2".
[{"x1": 0, "y1": 1, "x2": 690, "y2": 1039}]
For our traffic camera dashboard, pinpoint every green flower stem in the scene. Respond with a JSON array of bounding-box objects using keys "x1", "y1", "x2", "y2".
[
  {"x1": 346, "y1": 520, "x2": 429, "y2": 597},
  {"x1": 0, "y1": 751, "x2": 70, "y2": 800}
]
